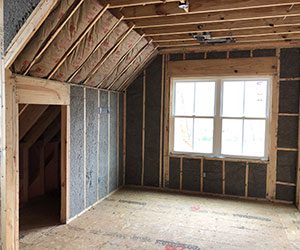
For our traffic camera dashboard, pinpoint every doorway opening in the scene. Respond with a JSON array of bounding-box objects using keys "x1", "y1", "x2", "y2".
[{"x1": 18, "y1": 104, "x2": 63, "y2": 238}]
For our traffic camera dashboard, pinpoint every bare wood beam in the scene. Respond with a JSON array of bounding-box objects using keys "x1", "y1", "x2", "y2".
[
  {"x1": 98, "y1": 34, "x2": 145, "y2": 88},
  {"x1": 67, "y1": 16, "x2": 124, "y2": 83},
  {"x1": 83, "y1": 25, "x2": 135, "y2": 86},
  {"x1": 141, "y1": 16, "x2": 300, "y2": 36},
  {"x1": 118, "y1": 46, "x2": 158, "y2": 91},
  {"x1": 106, "y1": 40, "x2": 153, "y2": 89},
  {"x1": 131, "y1": 5, "x2": 300, "y2": 28},
  {"x1": 5, "y1": 0, "x2": 59, "y2": 69},
  {"x1": 107, "y1": 0, "x2": 178, "y2": 8},
  {"x1": 19, "y1": 105, "x2": 49, "y2": 140},
  {"x1": 23, "y1": 0, "x2": 85, "y2": 75},
  {"x1": 121, "y1": 1, "x2": 300, "y2": 19},
  {"x1": 158, "y1": 40, "x2": 300, "y2": 53},
  {"x1": 151, "y1": 25, "x2": 300, "y2": 41},
  {"x1": 157, "y1": 34, "x2": 300, "y2": 47},
  {"x1": 13, "y1": 74, "x2": 70, "y2": 105},
  {"x1": 122, "y1": 50, "x2": 158, "y2": 90},
  {"x1": 47, "y1": 4, "x2": 110, "y2": 79}
]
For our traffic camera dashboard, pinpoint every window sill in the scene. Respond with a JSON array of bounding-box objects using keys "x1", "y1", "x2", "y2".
[{"x1": 170, "y1": 152, "x2": 269, "y2": 164}]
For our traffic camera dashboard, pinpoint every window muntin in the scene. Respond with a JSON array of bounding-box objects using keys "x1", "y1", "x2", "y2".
[{"x1": 172, "y1": 78, "x2": 270, "y2": 159}]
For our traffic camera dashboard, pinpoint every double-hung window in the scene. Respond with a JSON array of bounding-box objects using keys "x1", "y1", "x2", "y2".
[{"x1": 172, "y1": 77, "x2": 270, "y2": 159}]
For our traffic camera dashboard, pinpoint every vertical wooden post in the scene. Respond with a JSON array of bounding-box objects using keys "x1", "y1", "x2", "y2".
[
  {"x1": 1, "y1": 70, "x2": 19, "y2": 249},
  {"x1": 61, "y1": 105, "x2": 70, "y2": 223},
  {"x1": 296, "y1": 101, "x2": 300, "y2": 210},
  {"x1": 141, "y1": 70, "x2": 146, "y2": 186},
  {"x1": 123, "y1": 91, "x2": 127, "y2": 186},
  {"x1": 267, "y1": 49, "x2": 280, "y2": 201}
]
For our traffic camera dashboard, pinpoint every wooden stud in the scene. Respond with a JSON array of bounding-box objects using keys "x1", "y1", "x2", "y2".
[
  {"x1": 180, "y1": 157, "x2": 183, "y2": 190},
  {"x1": 163, "y1": 55, "x2": 170, "y2": 188},
  {"x1": 200, "y1": 158, "x2": 204, "y2": 192},
  {"x1": 116, "y1": 93, "x2": 120, "y2": 187},
  {"x1": 47, "y1": 4, "x2": 110, "y2": 80},
  {"x1": 83, "y1": 87, "x2": 87, "y2": 208},
  {"x1": 107, "y1": 93, "x2": 111, "y2": 192},
  {"x1": 23, "y1": 0, "x2": 85, "y2": 75},
  {"x1": 141, "y1": 70, "x2": 146, "y2": 186},
  {"x1": 67, "y1": 16, "x2": 124, "y2": 83},
  {"x1": 222, "y1": 160, "x2": 225, "y2": 195},
  {"x1": 123, "y1": 91, "x2": 127, "y2": 186},
  {"x1": 97, "y1": 90, "x2": 101, "y2": 198},
  {"x1": 266, "y1": 49, "x2": 280, "y2": 201},
  {"x1": 1, "y1": 70, "x2": 19, "y2": 250},
  {"x1": 5, "y1": 0, "x2": 59, "y2": 69},
  {"x1": 297, "y1": 99, "x2": 300, "y2": 209},
  {"x1": 245, "y1": 162, "x2": 249, "y2": 197},
  {"x1": 159, "y1": 55, "x2": 165, "y2": 188},
  {"x1": 83, "y1": 25, "x2": 135, "y2": 86}
]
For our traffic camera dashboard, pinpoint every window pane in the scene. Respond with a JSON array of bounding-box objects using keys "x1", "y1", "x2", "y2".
[
  {"x1": 244, "y1": 80, "x2": 267, "y2": 118},
  {"x1": 221, "y1": 119, "x2": 243, "y2": 155},
  {"x1": 195, "y1": 82, "x2": 215, "y2": 116},
  {"x1": 222, "y1": 81, "x2": 244, "y2": 117},
  {"x1": 243, "y1": 120, "x2": 266, "y2": 157},
  {"x1": 174, "y1": 82, "x2": 194, "y2": 116},
  {"x1": 194, "y1": 118, "x2": 214, "y2": 153},
  {"x1": 174, "y1": 118, "x2": 193, "y2": 152}
]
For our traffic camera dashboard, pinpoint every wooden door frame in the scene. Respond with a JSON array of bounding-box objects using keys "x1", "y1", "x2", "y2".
[{"x1": 1, "y1": 72, "x2": 70, "y2": 249}]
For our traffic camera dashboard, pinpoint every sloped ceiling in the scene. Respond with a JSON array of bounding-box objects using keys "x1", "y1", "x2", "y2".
[{"x1": 11, "y1": 0, "x2": 158, "y2": 91}]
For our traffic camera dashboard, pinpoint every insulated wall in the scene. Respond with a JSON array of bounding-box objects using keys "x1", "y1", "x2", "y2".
[
  {"x1": 125, "y1": 48, "x2": 299, "y2": 204},
  {"x1": 70, "y1": 85, "x2": 122, "y2": 219}
]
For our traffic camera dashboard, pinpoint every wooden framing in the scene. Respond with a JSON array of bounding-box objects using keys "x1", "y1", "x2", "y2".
[
  {"x1": 297, "y1": 100, "x2": 300, "y2": 210},
  {"x1": 4, "y1": 0, "x2": 59, "y2": 69},
  {"x1": 24, "y1": 0, "x2": 85, "y2": 75},
  {"x1": 2, "y1": 71, "x2": 70, "y2": 249},
  {"x1": 48, "y1": 4, "x2": 110, "y2": 80},
  {"x1": 141, "y1": 70, "x2": 146, "y2": 186},
  {"x1": 14, "y1": 74, "x2": 70, "y2": 105}
]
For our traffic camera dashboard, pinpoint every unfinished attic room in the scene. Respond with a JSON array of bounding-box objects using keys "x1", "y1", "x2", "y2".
[{"x1": 2, "y1": 0, "x2": 300, "y2": 249}]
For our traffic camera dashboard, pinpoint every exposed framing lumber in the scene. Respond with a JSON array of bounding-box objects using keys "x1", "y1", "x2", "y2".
[
  {"x1": 47, "y1": 4, "x2": 110, "y2": 80},
  {"x1": 153, "y1": 27, "x2": 300, "y2": 42},
  {"x1": 107, "y1": 0, "x2": 178, "y2": 8},
  {"x1": 98, "y1": 34, "x2": 145, "y2": 88},
  {"x1": 108, "y1": 40, "x2": 153, "y2": 90},
  {"x1": 159, "y1": 55, "x2": 165, "y2": 188},
  {"x1": 120, "y1": 1, "x2": 300, "y2": 19},
  {"x1": 142, "y1": 16, "x2": 300, "y2": 37},
  {"x1": 119, "y1": 48, "x2": 158, "y2": 91},
  {"x1": 1, "y1": 70, "x2": 19, "y2": 250},
  {"x1": 123, "y1": 91, "x2": 127, "y2": 186},
  {"x1": 23, "y1": 0, "x2": 85, "y2": 75},
  {"x1": 297, "y1": 100, "x2": 300, "y2": 209},
  {"x1": 4, "y1": 0, "x2": 59, "y2": 69},
  {"x1": 18, "y1": 104, "x2": 28, "y2": 116},
  {"x1": 158, "y1": 40, "x2": 300, "y2": 54},
  {"x1": 83, "y1": 25, "x2": 135, "y2": 86},
  {"x1": 131, "y1": 5, "x2": 300, "y2": 28},
  {"x1": 14, "y1": 74, "x2": 70, "y2": 105},
  {"x1": 167, "y1": 57, "x2": 277, "y2": 77},
  {"x1": 67, "y1": 16, "x2": 124, "y2": 83}
]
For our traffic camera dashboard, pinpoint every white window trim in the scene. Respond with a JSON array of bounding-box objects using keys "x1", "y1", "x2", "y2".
[{"x1": 170, "y1": 76, "x2": 272, "y2": 161}]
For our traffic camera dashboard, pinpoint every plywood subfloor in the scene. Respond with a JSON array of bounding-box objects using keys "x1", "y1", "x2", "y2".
[{"x1": 20, "y1": 188, "x2": 300, "y2": 249}]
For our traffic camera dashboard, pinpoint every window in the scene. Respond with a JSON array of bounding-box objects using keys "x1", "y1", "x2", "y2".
[{"x1": 172, "y1": 78, "x2": 270, "y2": 159}]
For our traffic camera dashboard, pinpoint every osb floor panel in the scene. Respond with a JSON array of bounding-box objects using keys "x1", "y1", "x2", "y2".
[{"x1": 20, "y1": 188, "x2": 300, "y2": 250}]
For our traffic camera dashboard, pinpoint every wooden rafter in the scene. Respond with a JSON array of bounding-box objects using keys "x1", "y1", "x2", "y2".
[
  {"x1": 47, "y1": 4, "x2": 110, "y2": 79},
  {"x1": 117, "y1": 46, "x2": 158, "y2": 91},
  {"x1": 131, "y1": 5, "x2": 300, "y2": 28},
  {"x1": 107, "y1": 0, "x2": 178, "y2": 8},
  {"x1": 83, "y1": 25, "x2": 135, "y2": 85},
  {"x1": 67, "y1": 16, "x2": 124, "y2": 83},
  {"x1": 120, "y1": 1, "x2": 300, "y2": 19},
  {"x1": 121, "y1": 49, "x2": 158, "y2": 90},
  {"x1": 5, "y1": 0, "x2": 59, "y2": 69},
  {"x1": 97, "y1": 34, "x2": 145, "y2": 88},
  {"x1": 23, "y1": 0, "x2": 85, "y2": 75},
  {"x1": 107, "y1": 40, "x2": 153, "y2": 89}
]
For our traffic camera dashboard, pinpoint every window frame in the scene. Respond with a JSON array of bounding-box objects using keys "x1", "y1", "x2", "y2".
[{"x1": 170, "y1": 76, "x2": 272, "y2": 161}]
